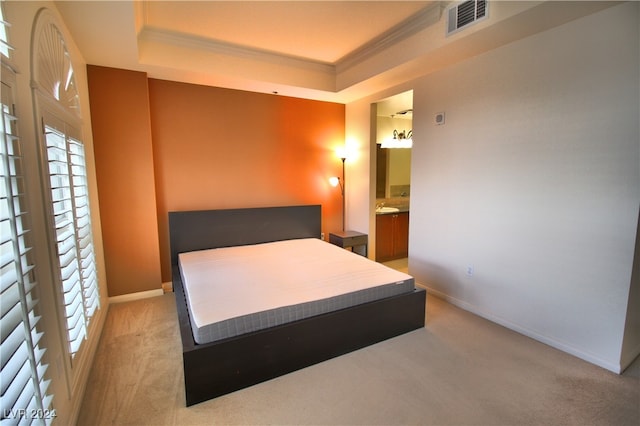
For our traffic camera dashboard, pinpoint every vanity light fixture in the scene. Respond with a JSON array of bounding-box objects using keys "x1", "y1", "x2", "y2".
[{"x1": 381, "y1": 129, "x2": 413, "y2": 149}]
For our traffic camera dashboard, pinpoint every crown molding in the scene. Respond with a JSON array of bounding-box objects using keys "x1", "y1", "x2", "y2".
[
  {"x1": 336, "y1": 2, "x2": 445, "y2": 74},
  {"x1": 138, "y1": 27, "x2": 336, "y2": 76},
  {"x1": 137, "y1": 2, "x2": 445, "y2": 88}
]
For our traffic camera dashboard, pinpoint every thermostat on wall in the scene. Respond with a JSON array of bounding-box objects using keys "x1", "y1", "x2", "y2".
[{"x1": 435, "y1": 112, "x2": 445, "y2": 125}]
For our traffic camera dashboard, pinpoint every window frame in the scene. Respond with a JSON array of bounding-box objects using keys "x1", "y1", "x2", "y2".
[{"x1": 30, "y1": 7, "x2": 101, "y2": 391}]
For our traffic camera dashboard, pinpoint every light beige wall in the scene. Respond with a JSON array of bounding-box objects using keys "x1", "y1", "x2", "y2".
[
  {"x1": 409, "y1": 2, "x2": 639, "y2": 372},
  {"x1": 622, "y1": 211, "x2": 640, "y2": 370},
  {"x1": 344, "y1": 101, "x2": 376, "y2": 241},
  {"x1": 347, "y1": 2, "x2": 639, "y2": 373}
]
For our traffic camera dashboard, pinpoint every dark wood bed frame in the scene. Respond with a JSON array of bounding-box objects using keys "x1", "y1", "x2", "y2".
[{"x1": 169, "y1": 205, "x2": 426, "y2": 406}]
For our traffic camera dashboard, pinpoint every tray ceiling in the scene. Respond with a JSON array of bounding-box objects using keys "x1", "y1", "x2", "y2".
[{"x1": 54, "y1": 1, "x2": 615, "y2": 103}]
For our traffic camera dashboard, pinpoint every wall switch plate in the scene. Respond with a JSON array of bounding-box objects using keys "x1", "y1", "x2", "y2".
[{"x1": 466, "y1": 265, "x2": 474, "y2": 277}]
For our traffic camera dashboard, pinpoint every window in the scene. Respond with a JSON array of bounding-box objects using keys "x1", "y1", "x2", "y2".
[
  {"x1": 42, "y1": 121, "x2": 99, "y2": 358},
  {"x1": 1, "y1": 65, "x2": 54, "y2": 424},
  {"x1": 31, "y1": 9, "x2": 100, "y2": 363}
]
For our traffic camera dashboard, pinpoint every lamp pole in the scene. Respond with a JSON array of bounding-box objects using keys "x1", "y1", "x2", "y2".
[{"x1": 340, "y1": 156, "x2": 346, "y2": 231}]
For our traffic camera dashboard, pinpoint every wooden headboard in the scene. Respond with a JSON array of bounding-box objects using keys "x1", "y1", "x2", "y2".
[{"x1": 168, "y1": 205, "x2": 322, "y2": 268}]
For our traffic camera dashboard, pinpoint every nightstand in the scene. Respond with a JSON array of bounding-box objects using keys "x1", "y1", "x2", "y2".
[{"x1": 329, "y1": 231, "x2": 368, "y2": 257}]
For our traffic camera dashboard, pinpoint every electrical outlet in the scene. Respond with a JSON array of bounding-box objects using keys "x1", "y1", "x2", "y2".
[
  {"x1": 321, "y1": 232, "x2": 325, "y2": 240},
  {"x1": 466, "y1": 265, "x2": 474, "y2": 277}
]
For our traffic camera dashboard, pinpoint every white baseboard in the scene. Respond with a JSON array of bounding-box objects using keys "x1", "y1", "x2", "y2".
[
  {"x1": 108, "y1": 288, "x2": 164, "y2": 304},
  {"x1": 418, "y1": 281, "x2": 623, "y2": 374}
]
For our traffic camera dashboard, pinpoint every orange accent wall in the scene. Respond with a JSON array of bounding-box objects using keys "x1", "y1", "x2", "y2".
[
  {"x1": 86, "y1": 67, "x2": 345, "y2": 293},
  {"x1": 87, "y1": 66, "x2": 162, "y2": 296},
  {"x1": 148, "y1": 79, "x2": 345, "y2": 281}
]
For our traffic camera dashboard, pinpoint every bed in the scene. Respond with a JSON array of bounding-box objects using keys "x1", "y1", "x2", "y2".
[{"x1": 169, "y1": 205, "x2": 426, "y2": 406}]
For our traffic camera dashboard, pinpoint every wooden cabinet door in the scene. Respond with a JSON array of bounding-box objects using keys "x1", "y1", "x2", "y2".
[
  {"x1": 376, "y1": 212, "x2": 410, "y2": 262},
  {"x1": 394, "y1": 212, "x2": 409, "y2": 258},
  {"x1": 376, "y1": 214, "x2": 395, "y2": 261}
]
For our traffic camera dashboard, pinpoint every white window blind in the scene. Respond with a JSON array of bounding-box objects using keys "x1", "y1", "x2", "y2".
[
  {"x1": 1, "y1": 69, "x2": 53, "y2": 424},
  {"x1": 0, "y1": 1, "x2": 14, "y2": 58},
  {"x1": 43, "y1": 124, "x2": 99, "y2": 358}
]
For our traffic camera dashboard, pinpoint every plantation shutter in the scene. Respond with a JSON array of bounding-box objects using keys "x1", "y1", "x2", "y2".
[
  {"x1": 30, "y1": 7, "x2": 100, "y2": 365},
  {"x1": 45, "y1": 125, "x2": 85, "y2": 354},
  {"x1": 43, "y1": 123, "x2": 99, "y2": 358},
  {"x1": 68, "y1": 138, "x2": 99, "y2": 321},
  {"x1": 0, "y1": 68, "x2": 53, "y2": 423}
]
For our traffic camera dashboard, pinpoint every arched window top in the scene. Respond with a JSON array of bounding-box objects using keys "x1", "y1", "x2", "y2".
[{"x1": 31, "y1": 8, "x2": 81, "y2": 117}]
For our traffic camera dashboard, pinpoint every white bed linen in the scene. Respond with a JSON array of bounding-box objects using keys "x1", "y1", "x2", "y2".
[{"x1": 179, "y1": 238, "x2": 414, "y2": 344}]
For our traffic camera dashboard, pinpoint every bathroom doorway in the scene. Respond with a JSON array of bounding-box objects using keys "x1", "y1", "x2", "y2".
[{"x1": 373, "y1": 90, "x2": 413, "y2": 271}]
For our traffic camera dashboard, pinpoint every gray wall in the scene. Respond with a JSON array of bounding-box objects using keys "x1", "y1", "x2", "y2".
[{"x1": 409, "y1": 2, "x2": 639, "y2": 372}]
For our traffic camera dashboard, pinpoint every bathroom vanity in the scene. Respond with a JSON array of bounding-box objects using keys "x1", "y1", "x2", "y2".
[{"x1": 375, "y1": 210, "x2": 409, "y2": 262}]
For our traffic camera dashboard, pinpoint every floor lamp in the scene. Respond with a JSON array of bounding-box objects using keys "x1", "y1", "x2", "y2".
[{"x1": 329, "y1": 155, "x2": 346, "y2": 231}]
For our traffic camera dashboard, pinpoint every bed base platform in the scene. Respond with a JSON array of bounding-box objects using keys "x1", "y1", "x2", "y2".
[
  {"x1": 169, "y1": 205, "x2": 426, "y2": 406},
  {"x1": 174, "y1": 270, "x2": 425, "y2": 406}
]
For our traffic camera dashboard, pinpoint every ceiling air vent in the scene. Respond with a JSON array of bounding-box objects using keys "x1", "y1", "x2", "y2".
[{"x1": 447, "y1": 0, "x2": 487, "y2": 35}]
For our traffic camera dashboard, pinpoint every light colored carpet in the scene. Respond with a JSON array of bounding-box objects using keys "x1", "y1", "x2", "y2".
[{"x1": 77, "y1": 291, "x2": 639, "y2": 425}]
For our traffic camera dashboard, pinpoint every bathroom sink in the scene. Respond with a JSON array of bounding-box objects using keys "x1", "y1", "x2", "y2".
[{"x1": 376, "y1": 206, "x2": 400, "y2": 213}]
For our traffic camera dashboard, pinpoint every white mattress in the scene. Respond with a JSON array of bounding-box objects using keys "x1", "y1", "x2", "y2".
[{"x1": 179, "y1": 238, "x2": 415, "y2": 344}]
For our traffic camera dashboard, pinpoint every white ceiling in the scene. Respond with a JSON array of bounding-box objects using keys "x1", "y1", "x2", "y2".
[{"x1": 54, "y1": 1, "x2": 616, "y2": 106}]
